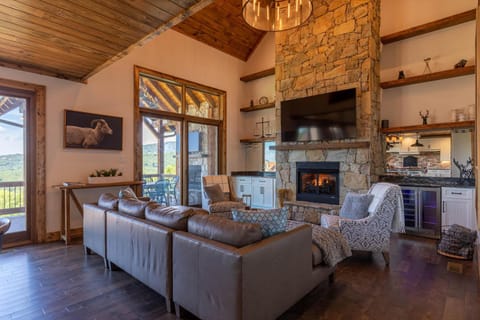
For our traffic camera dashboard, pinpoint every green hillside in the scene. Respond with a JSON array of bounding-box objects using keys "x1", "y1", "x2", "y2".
[{"x1": 0, "y1": 153, "x2": 23, "y2": 182}]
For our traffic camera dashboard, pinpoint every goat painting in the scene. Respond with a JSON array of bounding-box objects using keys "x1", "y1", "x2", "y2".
[{"x1": 64, "y1": 110, "x2": 122, "y2": 150}]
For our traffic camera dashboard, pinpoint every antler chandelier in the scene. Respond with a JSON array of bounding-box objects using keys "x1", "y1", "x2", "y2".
[{"x1": 242, "y1": 0, "x2": 313, "y2": 32}]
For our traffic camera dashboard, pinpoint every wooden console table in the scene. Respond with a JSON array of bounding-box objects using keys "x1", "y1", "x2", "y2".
[{"x1": 53, "y1": 180, "x2": 144, "y2": 245}]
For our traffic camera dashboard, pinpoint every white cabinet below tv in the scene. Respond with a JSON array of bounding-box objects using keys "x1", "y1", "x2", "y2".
[{"x1": 231, "y1": 176, "x2": 276, "y2": 209}]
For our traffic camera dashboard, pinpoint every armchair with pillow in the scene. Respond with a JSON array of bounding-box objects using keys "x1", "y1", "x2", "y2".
[
  {"x1": 321, "y1": 182, "x2": 405, "y2": 265},
  {"x1": 201, "y1": 175, "x2": 246, "y2": 219}
]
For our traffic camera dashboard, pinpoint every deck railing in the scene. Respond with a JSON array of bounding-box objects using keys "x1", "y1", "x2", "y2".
[{"x1": 0, "y1": 181, "x2": 25, "y2": 216}]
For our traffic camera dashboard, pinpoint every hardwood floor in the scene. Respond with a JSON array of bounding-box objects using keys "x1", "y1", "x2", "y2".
[{"x1": 0, "y1": 234, "x2": 478, "y2": 320}]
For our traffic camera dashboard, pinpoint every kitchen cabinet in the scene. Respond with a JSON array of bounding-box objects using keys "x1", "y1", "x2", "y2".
[
  {"x1": 441, "y1": 187, "x2": 476, "y2": 231},
  {"x1": 231, "y1": 176, "x2": 276, "y2": 209},
  {"x1": 401, "y1": 186, "x2": 441, "y2": 239}
]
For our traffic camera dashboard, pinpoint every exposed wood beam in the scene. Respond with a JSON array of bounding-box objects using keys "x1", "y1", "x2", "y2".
[
  {"x1": 186, "y1": 87, "x2": 202, "y2": 107},
  {"x1": 142, "y1": 77, "x2": 177, "y2": 113},
  {"x1": 81, "y1": 0, "x2": 215, "y2": 81},
  {"x1": 240, "y1": 68, "x2": 275, "y2": 82},
  {"x1": 0, "y1": 118, "x2": 23, "y2": 128}
]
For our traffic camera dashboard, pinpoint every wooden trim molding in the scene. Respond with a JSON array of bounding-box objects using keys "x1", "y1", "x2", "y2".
[
  {"x1": 381, "y1": 9, "x2": 476, "y2": 44},
  {"x1": 381, "y1": 120, "x2": 475, "y2": 134},
  {"x1": 274, "y1": 141, "x2": 370, "y2": 151},
  {"x1": 0, "y1": 78, "x2": 46, "y2": 243},
  {"x1": 240, "y1": 68, "x2": 275, "y2": 82}
]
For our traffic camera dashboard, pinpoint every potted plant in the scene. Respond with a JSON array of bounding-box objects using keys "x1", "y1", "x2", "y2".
[{"x1": 88, "y1": 168, "x2": 124, "y2": 184}]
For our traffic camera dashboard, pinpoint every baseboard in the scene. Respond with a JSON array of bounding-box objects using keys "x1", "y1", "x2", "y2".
[{"x1": 46, "y1": 228, "x2": 83, "y2": 242}]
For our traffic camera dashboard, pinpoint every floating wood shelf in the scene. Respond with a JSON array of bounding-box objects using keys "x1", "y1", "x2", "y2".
[
  {"x1": 380, "y1": 66, "x2": 475, "y2": 89},
  {"x1": 240, "y1": 102, "x2": 275, "y2": 112},
  {"x1": 240, "y1": 67, "x2": 275, "y2": 82},
  {"x1": 381, "y1": 9, "x2": 476, "y2": 44},
  {"x1": 274, "y1": 141, "x2": 370, "y2": 151},
  {"x1": 381, "y1": 120, "x2": 475, "y2": 134},
  {"x1": 240, "y1": 137, "x2": 276, "y2": 143}
]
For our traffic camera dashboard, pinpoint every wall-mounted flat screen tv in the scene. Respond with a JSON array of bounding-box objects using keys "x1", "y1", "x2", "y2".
[{"x1": 281, "y1": 88, "x2": 357, "y2": 142}]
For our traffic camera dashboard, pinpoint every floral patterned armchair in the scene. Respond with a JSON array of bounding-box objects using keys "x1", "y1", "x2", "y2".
[{"x1": 321, "y1": 183, "x2": 405, "y2": 265}]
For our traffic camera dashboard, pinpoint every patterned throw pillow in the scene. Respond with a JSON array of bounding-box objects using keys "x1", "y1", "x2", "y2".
[
  {"x1": 119, "y1": 187, "x2": 138, "y2": 200},
  {"x1": 232, "y1": 208, "x2": 288, "y2": 237},
  {"x1": 339, "y1": 192, "x2": 374, "y2": 220}
]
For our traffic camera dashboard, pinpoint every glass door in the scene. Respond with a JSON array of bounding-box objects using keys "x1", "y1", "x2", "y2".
[
  {"x1": 419, "y1": 187, "x2": 441, "y2": 237},
  {"x1": 401, "y1": 187, "x2": 417, "y2": 230},
  {"x1": 187, "y1": 122, "x2": 218, "y2": 206},
  {"x1": 0, "y1": 94, "x2": 29, "y2": 243},
  {"x1": 142, "y1": 116, "x2": 181, "y2": 205}
]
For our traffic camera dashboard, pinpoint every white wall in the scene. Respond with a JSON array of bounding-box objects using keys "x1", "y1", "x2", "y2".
[
  {"x1": 380, "y1": 0, "x2": 476, "y2": 126},
  {"x1": 1, "y1": 30, "x2": 249, "y2": 232}
]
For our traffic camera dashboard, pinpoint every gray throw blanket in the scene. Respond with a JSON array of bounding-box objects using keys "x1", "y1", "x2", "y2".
[{"x1": 287, "y1": 220, "x2": 352, "y2": 267}]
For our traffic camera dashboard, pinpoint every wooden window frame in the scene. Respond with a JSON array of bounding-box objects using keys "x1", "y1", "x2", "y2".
[{"x1": 133, "y1": 66, "x2": 226, "y2": 205}]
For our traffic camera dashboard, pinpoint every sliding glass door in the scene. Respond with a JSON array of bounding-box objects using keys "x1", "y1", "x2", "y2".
[{"x1": 187, "y1": 122, "x2": 218, "y2": 206}]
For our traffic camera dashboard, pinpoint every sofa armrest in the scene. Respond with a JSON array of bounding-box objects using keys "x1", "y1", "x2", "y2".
[{"x1": 83, "y1": 203, "x2": 107, "y2": 258}]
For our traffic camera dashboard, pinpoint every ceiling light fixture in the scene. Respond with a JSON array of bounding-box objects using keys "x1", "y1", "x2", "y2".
[
  {"x1": 410, "y1": 134, "x2": 424, "y2": 147},
  {"x1": 242, "y1": 0, "x2": 313, "y2": 32}
]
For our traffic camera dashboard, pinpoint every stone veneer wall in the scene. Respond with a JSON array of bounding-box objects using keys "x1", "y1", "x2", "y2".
[{"x1": 275, "y1": 0, "x2": 382, "y2": 203}]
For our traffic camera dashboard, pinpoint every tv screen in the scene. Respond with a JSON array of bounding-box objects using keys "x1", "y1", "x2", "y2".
[{"x1": 281, "y1": 88, "x2": 357, "y2": 142}]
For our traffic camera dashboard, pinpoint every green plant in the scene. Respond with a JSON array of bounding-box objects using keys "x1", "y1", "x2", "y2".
[{"x1": 89, "y1": 168, "x2": 123, "y2": 177}]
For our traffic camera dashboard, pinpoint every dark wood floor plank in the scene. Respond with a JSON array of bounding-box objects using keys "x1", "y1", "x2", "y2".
[{"x1": 0, "y1": 235, "x2": 478, "y2": 319}]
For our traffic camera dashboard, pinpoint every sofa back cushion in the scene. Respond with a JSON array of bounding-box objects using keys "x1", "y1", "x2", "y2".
[
  {"x1": 232, "y1": 208, "x2": 288, "y2": 237},
  {"x1": 188, "y1": 214, "x2": 262, "y2": 248},
  {"x1": 118, "y1": 198, "x2": 150, "y2": 218},
  {"x1": 146, "y1": 204, "x2": 207, "y2": 230},
  {"x1": 98, "y1": 193, "x2": 119, "y2": 210}
]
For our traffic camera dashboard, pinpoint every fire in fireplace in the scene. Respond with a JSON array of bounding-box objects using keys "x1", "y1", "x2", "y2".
[{"x1": 296, "y1": 162, "x2": 340, "y2": 204}]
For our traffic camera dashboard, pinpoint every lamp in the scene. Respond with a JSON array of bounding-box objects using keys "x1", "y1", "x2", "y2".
[
  {"x1": 410, "y1": 134, "x2": 424, "y2": 147},
  {"x1": 242, "y1": 0, "x2": 313, "y2": 32}
]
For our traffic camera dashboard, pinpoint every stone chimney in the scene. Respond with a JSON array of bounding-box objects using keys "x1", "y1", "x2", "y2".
[{"x1": 275, "y1": 0, "x2": 382, "y2": 203}]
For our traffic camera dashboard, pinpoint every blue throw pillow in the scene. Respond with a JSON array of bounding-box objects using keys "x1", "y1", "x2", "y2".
[
  {"x1": 339, "y1": 192, "x2": 374, "y2": 220},
  {"x1": 232, "y1": 208, "x2": 288, "y2": 237}
]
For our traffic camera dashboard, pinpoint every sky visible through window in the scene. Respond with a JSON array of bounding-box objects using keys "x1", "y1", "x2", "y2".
[{"x1": 0, "y1": 100, "x2": 24, "y2": 156}]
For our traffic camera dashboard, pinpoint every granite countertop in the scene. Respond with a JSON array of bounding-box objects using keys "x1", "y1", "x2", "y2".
[
  {"x1": 379, "y1": 175, "x2": 475, "y2": 188},
  {"x1": 231, "y1": 171, "x2": 276, "y2": 178}
]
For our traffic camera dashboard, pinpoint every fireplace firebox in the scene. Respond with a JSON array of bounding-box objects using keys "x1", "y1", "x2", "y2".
[{"x1": 296, "y1": 162, "x2": 340, "y2": 204}]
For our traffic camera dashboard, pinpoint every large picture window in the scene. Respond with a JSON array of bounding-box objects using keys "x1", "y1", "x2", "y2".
[{"x1": 134, "y1": 66, "x2": 226, "y2": 206}]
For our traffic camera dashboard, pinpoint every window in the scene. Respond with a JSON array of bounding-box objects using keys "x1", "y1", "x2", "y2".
[{"x1": 134, "y1": 67, "x2": 226, "y2": 206}]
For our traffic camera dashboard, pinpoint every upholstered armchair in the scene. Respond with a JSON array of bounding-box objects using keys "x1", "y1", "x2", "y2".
[
  {"x1": 321, "y1": 183, "x2": 405, "y2": 265},
  {"x1": 201, "y1": 175, "x2": 246, "y2": 219}
]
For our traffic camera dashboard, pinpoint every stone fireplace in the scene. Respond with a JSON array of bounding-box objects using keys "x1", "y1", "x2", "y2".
[
  {"x1": 275, "y1": 0, "x2": 382, "y2": 205},
  {"x1": 297, "y1": 162, "x2": 340, "y2": 204}
]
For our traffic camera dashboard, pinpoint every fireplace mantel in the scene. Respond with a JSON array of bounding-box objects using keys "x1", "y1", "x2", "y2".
[{"x1": 274, "y1": 140, "x2": 370, "y2": 151}]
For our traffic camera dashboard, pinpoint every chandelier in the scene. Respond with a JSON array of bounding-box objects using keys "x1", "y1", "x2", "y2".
[{"x1": 242, "y1": 0, "x2": 313, "y2": 32}]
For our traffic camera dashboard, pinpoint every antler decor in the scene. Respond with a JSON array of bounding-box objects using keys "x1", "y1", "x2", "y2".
[
  {"x1": 453, "y1": 157, "x2": 474, "y2": 182},
  {"x1": 419, "y1": 110, "x2": 429, "y2": 125}
]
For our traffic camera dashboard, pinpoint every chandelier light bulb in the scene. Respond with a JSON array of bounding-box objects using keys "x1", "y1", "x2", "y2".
[{"x1": 242, "y1": 0, "x2": 313, "y2": 32}]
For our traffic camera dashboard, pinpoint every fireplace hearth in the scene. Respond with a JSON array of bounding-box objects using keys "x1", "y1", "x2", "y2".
[{"x1": 296, "y1": 162, "x2": 340, "y2": 204}]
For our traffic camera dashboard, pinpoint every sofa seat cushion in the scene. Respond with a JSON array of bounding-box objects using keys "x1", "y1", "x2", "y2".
[
  {"x1": 209, "y1": 201, "x2": 246, "y2": 213},
  {"x1": 145, "y1": 204, "x2": 207, "y2": 231},
  {"x1": 98, "y1": 193, "x2": 119, "y2": 210},
  {"x1": 118, "y1": 198, "x2": 150, "y2": 218},
  {"x1": 232, "y1": 208, "x2": 288, "y2": 237},
  {"x1": 187, "y1": 214, "x2": 262, "y2": 248}
]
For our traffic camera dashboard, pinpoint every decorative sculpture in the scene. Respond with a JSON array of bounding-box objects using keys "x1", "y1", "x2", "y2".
[
  {"x1": 419, "y1": 110, "x2": 429, "y2": 125},
  {"x1": 454, "y1": 59, "x2": 468, "y2": 68},
  {"x1": 423, "y1": 57, "x2": 432, "y2": 74},
  {"x1": 398, "y1": 70, "x2": 405, "y2": 80},
  {"x1": 453, "y1": 157, "x2": 474, "y2": 182}
]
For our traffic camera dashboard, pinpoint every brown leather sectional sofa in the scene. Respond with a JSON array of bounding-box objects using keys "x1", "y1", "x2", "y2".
[{"x1": 83, "y1": 194, "x2": 335, "y2": 320}]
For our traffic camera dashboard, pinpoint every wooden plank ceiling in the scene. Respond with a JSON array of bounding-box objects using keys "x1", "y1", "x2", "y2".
[
  {"x1": 0, "y1": 0, "x2": 214, "y2": 82},
  {"x1": 0, "y1": 0, "x2": 266, "y2": 83},
  {"x1": 173, "y1": 0, "x2": 266, "y2": 61}
]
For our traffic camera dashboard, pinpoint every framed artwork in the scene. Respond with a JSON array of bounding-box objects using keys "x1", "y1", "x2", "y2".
[{"x1": 64, "y1": 109, "x2": 122, "y2": 150}]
